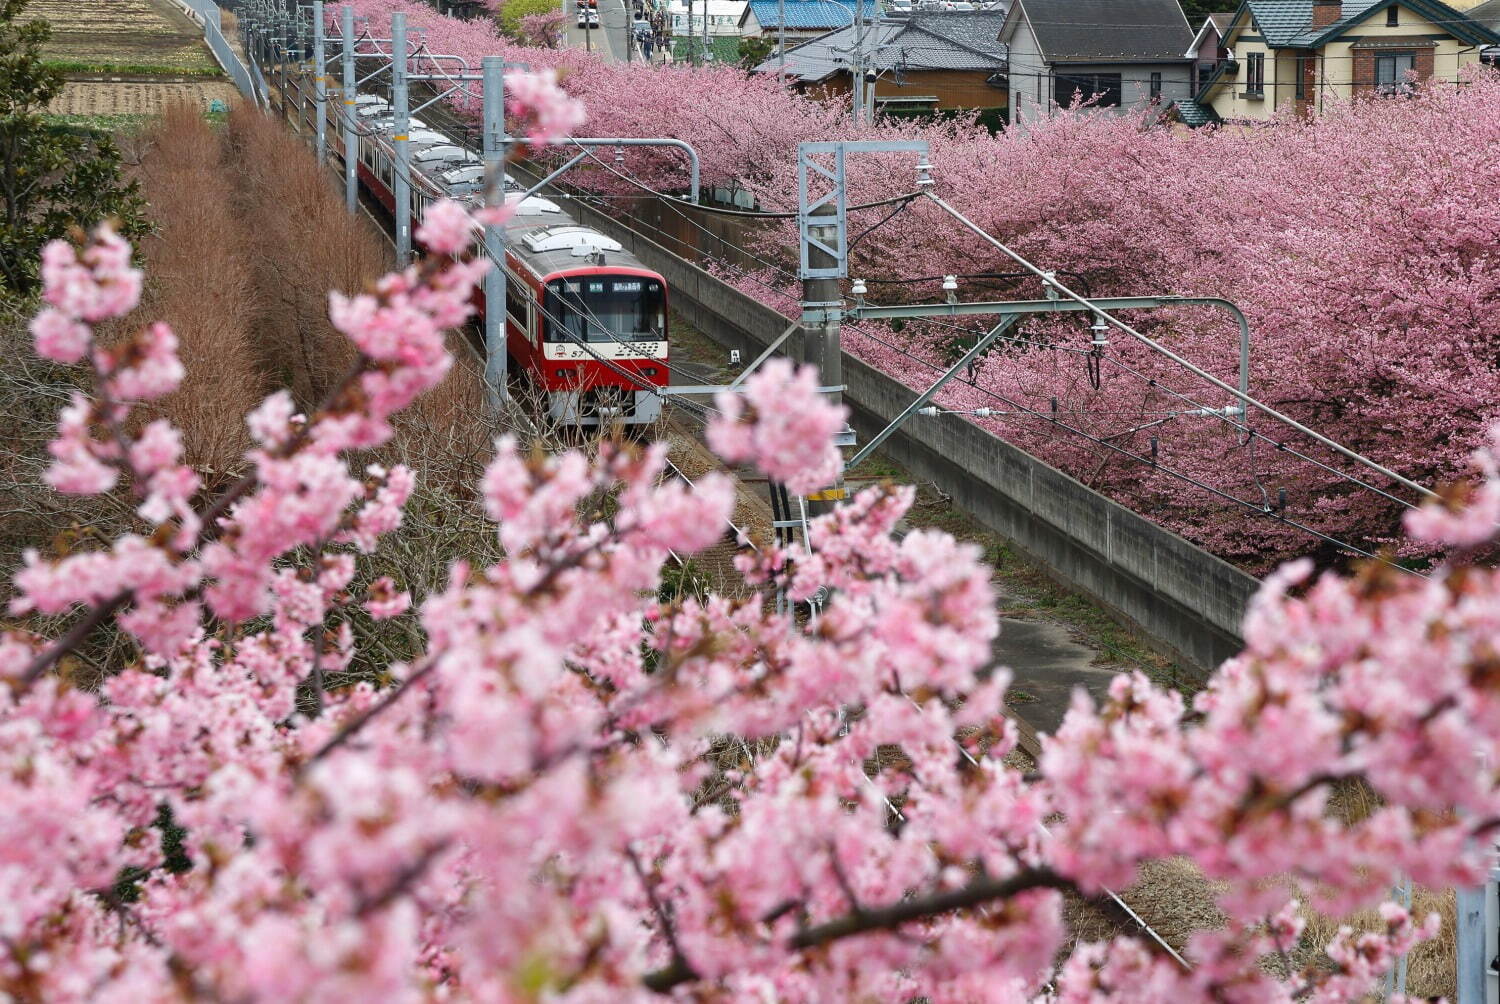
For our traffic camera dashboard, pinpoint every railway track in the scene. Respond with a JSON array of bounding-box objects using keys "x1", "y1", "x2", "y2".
[{"x1": 253, "y1": 70, "x2": 1196, "y2": 970}]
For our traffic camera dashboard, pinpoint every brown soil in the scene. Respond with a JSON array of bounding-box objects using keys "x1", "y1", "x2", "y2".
[
  {"x1": 47, "y1": 80, "x2": 240, "y2": 116},
  {"x1": 30, "y1": 0, "x2": 218, "y2": 75}
]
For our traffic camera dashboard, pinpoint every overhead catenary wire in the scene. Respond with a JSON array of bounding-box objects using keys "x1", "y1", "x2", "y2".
[
  {"x1": 568, "y1": 171, "x2": 1415, "y2": 557},
  {"x1": 921, "y1": 189, "x2": 1437, "y2": 504},
  {"x1": 545, "y1": 178, "x2": 1395, "y2": 558},
  {"x1": 318, "y1": 51, "x2": 1427, "y2": 562},
  {"x1": 527, "y1": 152, "x2": 1111, "y2": 367}
]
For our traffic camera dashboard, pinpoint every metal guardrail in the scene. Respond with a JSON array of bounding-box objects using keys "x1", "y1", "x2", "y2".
[{"x1": 181, "y1": 0, "x2": 265, "y2": 107}]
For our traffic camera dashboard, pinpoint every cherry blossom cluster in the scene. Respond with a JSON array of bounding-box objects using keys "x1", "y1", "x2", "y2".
[
  {"x1": 3, "y1": 214, "x2": 1497, "y2": 1002},
  {"x1": 707, "y1": 357, "x2": 847, "y2": 495},
  {"x1": 337, "y1": 0, "x2": 1500, "y2": 571}
]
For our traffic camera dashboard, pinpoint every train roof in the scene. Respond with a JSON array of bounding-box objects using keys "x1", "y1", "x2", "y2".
[
  {"x1": 504, "y1": 216, "x2": 656, "y2": 280},
  {"x1": 348, "y1": 89, "x2": 660, "y2": 280}
]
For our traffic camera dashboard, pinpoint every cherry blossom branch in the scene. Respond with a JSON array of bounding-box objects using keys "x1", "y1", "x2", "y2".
[
  {"x1": 644, "y1": 868, "x2": 1072, "y2": 992},
  {"x1": 301, "y1": 658, "x2": 440, "y2": 769},
  {"x1": 355, "y1": 839, "x2": 453, "y2": 916},
  {"x1": 787, "y1": 867, "x2": 1071, "y2": 949},
  {"x1": 24, "y1": 588, "x2": 121, "y2": 680},
  {"x1": 628, "y1": 846, "x2": 696, "y2": 994}
]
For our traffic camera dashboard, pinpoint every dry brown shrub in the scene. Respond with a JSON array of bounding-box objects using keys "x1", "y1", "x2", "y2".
[
  {"x1": 123, "y1": 101, "x2": 264, "y2": 477},
  {"x1": 221, "y1": 105, "x2": 381, "y2": 407},
  {"x1": 222, "y1": 103, "x2": 493, "y2": 482}
]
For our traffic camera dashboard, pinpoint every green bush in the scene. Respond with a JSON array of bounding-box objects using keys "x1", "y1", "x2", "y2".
[{"x1": 497, "y1": 0, "x2": 563, "y2": 37}]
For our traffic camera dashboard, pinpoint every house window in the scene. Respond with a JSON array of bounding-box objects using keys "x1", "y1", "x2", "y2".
[
  {"x1": 1295, "y1": 54, "x2": 1309, "y2": 99},
  {"x1": 1386, "y1": 6, "x2": 1399, "y2": 25},
  {"x1": 1053, "y1": 72, "x2": 1123, "y2": 108},
  {"x1": 1149, "y1": 72, "x2": 1162, "y2": 99},
  {"x1": 1245, "y1": 52, "x2": 1265, "y2": 95},
  {"x1": 1375, "y1": 51, "x2": 1416, "y2": 94}
]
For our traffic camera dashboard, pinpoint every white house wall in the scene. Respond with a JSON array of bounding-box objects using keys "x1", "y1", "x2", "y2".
[
  {"x1": 1006, "y1": 14, "x2": 1046, "y2": 123},
  {"x1": 1213, "y1": 19, "x2": 1277, "y2": 119}
]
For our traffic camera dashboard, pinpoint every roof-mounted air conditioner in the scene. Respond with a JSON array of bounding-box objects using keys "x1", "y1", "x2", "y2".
[{"x1": 522, "y1": 226, "x2": 624, "y2": 254}]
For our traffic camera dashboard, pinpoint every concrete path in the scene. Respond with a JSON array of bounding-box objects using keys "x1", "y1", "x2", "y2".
[{"x1": 988, "y1": 601, "x2": 1119, "y2": 736}]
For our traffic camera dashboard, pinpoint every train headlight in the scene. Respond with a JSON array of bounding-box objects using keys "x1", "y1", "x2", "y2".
[{"x1": 643, "y1": 367, "x2": 659, "y2": 377}]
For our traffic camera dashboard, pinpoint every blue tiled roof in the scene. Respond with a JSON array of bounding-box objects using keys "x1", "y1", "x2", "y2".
[
  {"x1": 1239, "y1": 0, "x2": 1499, "y2": 47},
  {"x1": 1240, "y1": 0, "x2": 1319, "y2": 46},
  {"x1": 745, "y1": 0, "x2": 860, "y2": 29}
]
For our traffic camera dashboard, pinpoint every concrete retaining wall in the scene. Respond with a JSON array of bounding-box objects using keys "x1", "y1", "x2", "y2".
[{"x1": 552, "y1": 187, "x2": 1260, "y2": 674}]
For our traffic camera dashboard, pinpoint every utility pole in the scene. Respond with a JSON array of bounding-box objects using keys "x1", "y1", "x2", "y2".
[
  {"x1": 313, "y1": 0, "x2": 327, "y2": 164},
  {"x1": 481, "y1": 55, "x2": 508, "y2": 412},
  {"x1": 391, "y1": 11, "x2": 411, "y2": 265},
  {"x1": 851, "y1": 0, "x2": 864, "y2": 123},
  {"x1": 341, "y1": 4, "x2": 356, "y2": 213},
  {"x1": 277, "y1": 12, "x2": 288, "y2": 103},
  {"x1": 778, "y1": 0, "x2": 786, "y2": 73},
  {"x1": 794, "y1": 140, "x2": 929, "y2": 511},
  {"x1": 293, "y1": 2, "x2": 307, "y2": 128},
  {"x1": 801, "y1": 199, "x2": 845, "y2": 516},
  {"x1": 702, "y1": 0, "x2": 711, "y2": 62}
]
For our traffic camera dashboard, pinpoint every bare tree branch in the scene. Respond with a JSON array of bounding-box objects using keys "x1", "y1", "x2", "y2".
[{"x1": 642, "y1": 867, "x2": 1072, "y2": 994}]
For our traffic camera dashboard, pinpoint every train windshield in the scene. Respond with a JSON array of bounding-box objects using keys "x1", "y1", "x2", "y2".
[{"x1": 544, "y1": 277, "x2": 665, "y2": 343}]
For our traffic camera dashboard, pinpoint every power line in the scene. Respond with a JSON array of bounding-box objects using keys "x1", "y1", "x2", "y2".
[
  {"x1": 328, "y1": 58, "x2": 1428, "y2": 560},
  {"x1": 556, "y1": 168, "x2": 1421, "y2": 556}
]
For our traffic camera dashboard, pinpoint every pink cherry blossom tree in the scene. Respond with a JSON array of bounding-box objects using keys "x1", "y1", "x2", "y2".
[
  {"x1": 6, "y1": 194, "x2": 1500, "y2": 999},
  {"x1": 334, "y1": 0, "x2": 1500, "y2": 570},
  {"x1": 517, "y1": 10, "x2": 564, "y2": 48}
]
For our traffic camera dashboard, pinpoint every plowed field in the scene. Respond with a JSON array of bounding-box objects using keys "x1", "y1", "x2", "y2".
[
  {"x1": 30, "y1": 0, "x2": 219, "y2": 76},
  {"x1": 48, "y1": 80, "x2": 240, "y2": 115}
]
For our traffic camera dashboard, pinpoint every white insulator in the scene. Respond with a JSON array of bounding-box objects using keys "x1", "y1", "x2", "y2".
[
  {"x1": 917, "y1": 406, "x2": 941, "y2": 417},
  {"x1": 1090, "y1": 315, "x2": 1110, "y2": 347},
  {"x1": 851, "y1": 278, "x2": 867, "y2": 296}
]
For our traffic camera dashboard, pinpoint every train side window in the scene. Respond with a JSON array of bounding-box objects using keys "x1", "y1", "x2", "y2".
[{"x1": 505, "y1": 272, "x2": 528, "y2": 330}]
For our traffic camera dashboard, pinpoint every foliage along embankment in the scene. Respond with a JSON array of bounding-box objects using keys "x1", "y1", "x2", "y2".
[
  {"x1": 2, "y1": 102, "x2": 492, "y2": 685},
  {"x1": 342, "y1": 0, "x2": 1500, "y2": 572}
]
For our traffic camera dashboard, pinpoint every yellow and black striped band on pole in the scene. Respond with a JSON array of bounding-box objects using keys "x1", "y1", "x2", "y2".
[{"x1": 805, "y1": 488, "x2": 846, "y2": 502}]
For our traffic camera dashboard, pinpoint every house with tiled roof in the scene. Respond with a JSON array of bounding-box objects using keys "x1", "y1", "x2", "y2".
[
  {"x1": 1466, "y1": 0, "x2": 1500, "y2": 58},
  {"x1": 739, "y1": 0, "x2": 863, "y2": 40},
  {"x1": 665, "y1": 0, "x2": 748, "y2": 61},
  {"x1": 1186, "y1": 12, "x2": 1237, "y2": 91},
  {"x1": 757, "y1": 11, "x2": 1009, "y2": 127},
  {"x1": 999, "y1": 0, "x2": 1195, "y2": 125},
  {"x1": 1194, "y1": 0, "x2": 1500, "y2": 122}
]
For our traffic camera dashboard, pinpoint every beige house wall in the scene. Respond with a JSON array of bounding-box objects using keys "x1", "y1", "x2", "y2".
[
  {"x1": 1207, "y1": 4, "x2": 1489, "y2": 119},
  {"x1": 1210, "y1": 22, "x2": 1277, "y2": 119},
  {"x1": 1317, "y1": 12, "x2": 1483, "y2": 107}
]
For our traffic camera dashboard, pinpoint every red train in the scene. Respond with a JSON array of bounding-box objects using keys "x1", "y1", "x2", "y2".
[{"x1": 334, "y1": 97, "x2": 668, "y2": 427}]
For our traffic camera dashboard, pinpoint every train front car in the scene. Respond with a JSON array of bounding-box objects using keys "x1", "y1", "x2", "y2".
[{"x1": 505, "y1": 222, "x2": 668, "y2": 429}]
